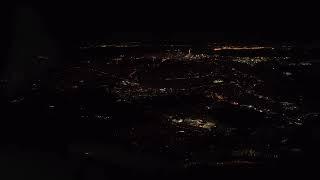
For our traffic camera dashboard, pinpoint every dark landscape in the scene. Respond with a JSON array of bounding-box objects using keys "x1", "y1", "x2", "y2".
[{"x1": 2, "y1": 40, "x2": 320, "y2": 178}]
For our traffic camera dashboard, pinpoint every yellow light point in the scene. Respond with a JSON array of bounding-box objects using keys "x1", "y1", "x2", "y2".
[
  {"x1": 214, "y1": 93, "x2": 224, "y2": 100},
  {"x1": 231, "y1": 101, "x2": 239, "y2": 105}
]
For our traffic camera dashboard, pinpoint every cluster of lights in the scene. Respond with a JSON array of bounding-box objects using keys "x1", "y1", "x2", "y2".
[
  {"x1": 170, "y1": 117, "x2": 216, "y2": 130},
  {"x1": 113, "y1": 85, "x2": 189, "y2": 101},
  {"x1": 232, "y1": 149, "x2": 279, "y2": 159},
  {"x1": 232, "y1": 56, "x2": 270, "y2": 66},
  {"x1": 94, "y1": 114, "x2": 112, "y2": 121}
]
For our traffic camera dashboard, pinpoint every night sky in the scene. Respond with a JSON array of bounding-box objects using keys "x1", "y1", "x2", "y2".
[{"x1": 3, "y1": 2, "x2": 320, "y2": 43}]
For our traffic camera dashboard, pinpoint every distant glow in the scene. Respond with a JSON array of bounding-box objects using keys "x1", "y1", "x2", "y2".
[
  {"x1": 213, "y1": 46, "x2": 274, "y2": 51},
  {"x1": 299, "y1": 62, "x2": 312, "y2": 66},
  {"x1": 213, "y1": 79, "x2": 224, "y2": 84},
  {"x1": 283, "y1": 72, "x2": 292, "y2": 76},
  {"x1": 172, "y1": 119, "x2": 183, "y2": 123}
]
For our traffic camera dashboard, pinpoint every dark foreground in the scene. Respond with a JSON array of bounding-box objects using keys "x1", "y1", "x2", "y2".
[{"x1": 1, "y1": 42, "x2": 320, "y2": 179}]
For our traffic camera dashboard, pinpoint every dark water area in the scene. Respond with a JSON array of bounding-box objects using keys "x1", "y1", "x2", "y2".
[{"x1": 1, "y1": 42, "x2": 320, "y2": 178}]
